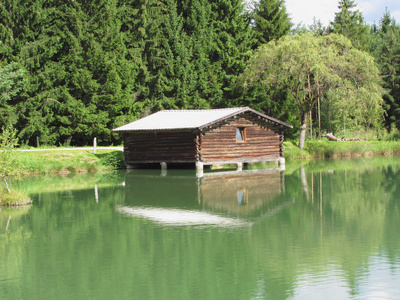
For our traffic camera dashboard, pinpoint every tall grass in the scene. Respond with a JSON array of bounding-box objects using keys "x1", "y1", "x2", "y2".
[
  {"x1": 0, "y1": 187, "x2": 31, "y2": 206},
  {"x1": 285, "y1": 140, "x2": 400, "y2": 159}
]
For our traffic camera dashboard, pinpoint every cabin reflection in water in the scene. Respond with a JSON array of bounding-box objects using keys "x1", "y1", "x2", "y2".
[{"x1": 121, "y1": 168, "x2": 288, "y2": 219}]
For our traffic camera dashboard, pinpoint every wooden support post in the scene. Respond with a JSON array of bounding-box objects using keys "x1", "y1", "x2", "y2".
[
  {"x1": 160, "y1": 162, "x2": 167, "y2": 170},
  {"x1": 279, "y1": 157, "x2": 285, "y2": 171},
  {"x1": 195, "y1": 162, "x2": 204, "y2": 178},
  {"x1": 237, "y1": 162, "x2": 243, "y2": 171},
  {"x1": 195, "y1": 162, "x2": 203, "y2": 171}
]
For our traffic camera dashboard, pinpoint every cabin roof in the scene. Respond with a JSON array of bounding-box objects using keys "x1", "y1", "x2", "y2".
[{"x1": 112, "y1": 107, "x2": 292, "y2": 132}]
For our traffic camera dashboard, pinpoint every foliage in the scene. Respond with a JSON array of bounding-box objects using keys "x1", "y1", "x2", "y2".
[
  {"x1": 0, "y1": 0, "x2": 258, "y2": 146},
  {"x1": 368, "y1": 11, "x2": 400, "y2": 132},
  {"x1": 0, "y1": 1, "x2": 398, "y2": 146},
  {"x1": 98, "y1": 151, "x2": 125, "y2": 169},
  {"x1": 241, "y1": 33, "x2": 384, "y2": 149},
  {"x1": 0, "y1": 62, "x2": 26, "y2": 128},
  {"x1": 251, "y1": 0, "x2": 292, "y2": 45},
  {"x1": 329, "y1": 0, "x2": 369, "y2": 50},
  {"x1": 0, "y1": 187, "x2": 31, "y2": 206},
  {"x1": 284, "y1": 140, "x2": 400, "y2": 159},
  {"x1": 308, "y1": 18, "x2": 328, "y2": 36},
  {"x1": 0, "y1": 127, "x2": 22, "y2": 190}
]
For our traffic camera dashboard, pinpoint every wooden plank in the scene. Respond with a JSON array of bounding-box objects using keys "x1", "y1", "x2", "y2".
[{"x1": 201, "y1": 157, "x2": 280, "y2": 164}]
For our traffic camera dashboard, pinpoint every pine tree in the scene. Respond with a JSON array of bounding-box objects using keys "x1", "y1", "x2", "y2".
[
  {"x1": 253, "y1": 0, "x2": 292, "y2": 45},
  {"x1": 0, "y1": 62, "x2": 26, "y2": 128},
  {"x1": 1, "y1": 0, "x2": 141, "y2": 145},
  {"x1": 369, "y1": 10, "x2": 400, "y2": 130},
  {"x1": 177, "y1": 0, "x2": 222, "y2": 106},
  {"x1": 330, "y1": 0, "x2": 368, "y2": 49},
  {"x1": 208, "y1": 0, "x2": 257, "y2": 107},
  {"x1": 0, "y1": 0, "x2": 260, "y2": 145}
]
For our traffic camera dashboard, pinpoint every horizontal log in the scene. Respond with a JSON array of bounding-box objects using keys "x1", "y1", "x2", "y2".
[
  {"x1": 201, "y1": 147, "x2": 279, "y2": 151},
  {"x1": 200, "y1": 144, "x2": 279, "y2": 150},
  {"x1": 200, "y1": 149, "x2": 279, "y2": 155},
  {"x1": 202, "y1": 157, "x2": 280, "y2": 164},
  {"x1": 201, "y1": 137, "x2": 279, "y2": 144},
  {"x1": 127, "y1": 160, "x2": 197, "y2": 164},
  {"x1": 127, "y1": 150, "x2": 196, "y2": 155},
  {"x1": 126, "y1": 136, "x2": 195, "y2": 141},
  {"x1": 128, "y1": 144, "x2": 195, "y2": 149},
  {"x1": 126, "y1": 151, "x2": 195, "y2": 156},
  {"x1": 132, "y1": 157, "x2": 196, "y2": 161},
  {"x1": 203, "y1": 132, "x2": 273, "y2": 136},
  {"x1": 126, "y1": 139, "x2": 195, "y2": 145},
  {"x1": 202, "y1": 128, "x2": 275, "y2": 134},
  {"x1": 203, "y1": 141, "x2": 279, "y2": 146},
  {"x1": 201, "y1": 153, "x2": 279, "y2": 160},
  {"x1": 127, "y1": 134, "x2": 195, "y2": 139}
]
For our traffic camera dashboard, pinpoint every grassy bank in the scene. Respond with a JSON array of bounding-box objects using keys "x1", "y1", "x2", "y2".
[
  {"x1": 284, "y1": 140, "x2": 400, "y2": 160},
  {"x1": 0, "y1": 187, "x2": 32, "y2": 206},
  {"x1": 14, "y1": 149, "x2": 125, "y2": 176},
  {"x1": 1, "y1": 149, "x2": 124, "y2": 205}
]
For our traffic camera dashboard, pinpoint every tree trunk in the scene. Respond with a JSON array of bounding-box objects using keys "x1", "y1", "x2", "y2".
[
  {"x1": 318, "y1": 96, "x2": 321, "y2": 136},
  {"x1": 299, "y1": 111, "x2": 308, "y2": 150},
  {"x1": 4, "y1": 177, "x2": 11, "y2": 193}
]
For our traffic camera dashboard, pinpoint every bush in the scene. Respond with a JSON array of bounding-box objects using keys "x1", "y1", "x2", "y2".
[
  {"x1": 381, "y1": 125, "x2": 400, "y2": 141},
  {"x1": 0, "y1": 187, "x2": 31, "y2": 206},
  {"x1": 99, "y1": 151, "x2": 125, "y2": 169}
]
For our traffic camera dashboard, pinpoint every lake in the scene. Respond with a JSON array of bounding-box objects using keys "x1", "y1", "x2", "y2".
[{"x1": 0, "y1": 157, "x2": 399, "y2": 299}]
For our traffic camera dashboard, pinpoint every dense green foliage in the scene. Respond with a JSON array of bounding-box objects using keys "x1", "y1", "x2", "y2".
[
  {"x1": 1, "y1": 0, "x2": 400, "y2": 147},
  {"x1": 241, "y1": 33, "x2": 384, "y2": 149},
  {"x1": 368, "y1": 11, "x2": 400, "y2": 131},
  {"x1": 252, "y1": 0, "x2": 292, "y2": 45},
  {"x1": 329, "y1": 0, "x2": 369, "y2": 49},
  {"x1": 0, "y1": 0, "x2": 257, "y2": 146},
  {"x1": 0, "y1": 126, "x2": 22, "y2": 192}
]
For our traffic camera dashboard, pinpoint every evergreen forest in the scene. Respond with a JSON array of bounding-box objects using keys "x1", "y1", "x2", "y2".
[{"x1": 1, "y1": 0, "x2": 399, "y2": 146}]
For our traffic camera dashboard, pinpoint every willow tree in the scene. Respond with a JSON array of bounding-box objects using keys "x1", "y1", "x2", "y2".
[{"x1": 241, "y1": 33, "x2": 384, "y2": 149}]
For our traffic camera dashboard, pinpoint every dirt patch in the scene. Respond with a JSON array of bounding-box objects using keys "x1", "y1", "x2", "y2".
[{"x1": 56, "y1": 169, "x2": 72, "y2": 175}]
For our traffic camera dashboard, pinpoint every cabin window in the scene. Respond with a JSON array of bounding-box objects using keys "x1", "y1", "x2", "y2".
[{"x1": 236, "y1": 127, "x2": 246, "y2": 142}]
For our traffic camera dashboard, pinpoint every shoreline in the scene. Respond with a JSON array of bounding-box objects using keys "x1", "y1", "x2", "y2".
[
  {"x1": 284, "y1": 140, "x2": 400, "y2": 160},
  {"x1": 10, "y1": 141, "x2": 400, "y2": 176}
]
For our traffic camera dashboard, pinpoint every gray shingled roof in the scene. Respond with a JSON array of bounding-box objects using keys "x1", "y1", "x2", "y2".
[{"x1": 112, "y1": 107, "x2": 292, "y2": 132}]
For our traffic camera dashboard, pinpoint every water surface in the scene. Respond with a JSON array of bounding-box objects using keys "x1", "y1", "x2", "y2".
[{"x1": 0, "y1": 157, "x2": 399, "y2": 299}]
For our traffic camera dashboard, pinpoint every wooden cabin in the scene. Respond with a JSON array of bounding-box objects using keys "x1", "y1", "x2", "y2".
[{"x1": 112, "y1": 107, "x2": 292, "y2": 170}]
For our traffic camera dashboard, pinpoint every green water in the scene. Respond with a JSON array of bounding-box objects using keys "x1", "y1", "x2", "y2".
[{"x1": 1, "y1": 157, "x2": 400, "y2": 300}]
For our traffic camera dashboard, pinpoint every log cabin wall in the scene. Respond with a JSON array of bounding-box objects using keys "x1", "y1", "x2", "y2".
[
  {"x1": 200, "y1": 117, "x2": 281, "y2": 164},
  {"x1": 123, "y1": 130, "x2": 197, "y2": 165}
]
